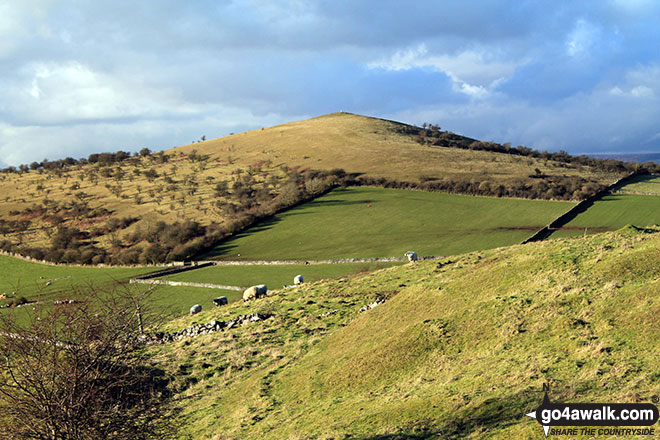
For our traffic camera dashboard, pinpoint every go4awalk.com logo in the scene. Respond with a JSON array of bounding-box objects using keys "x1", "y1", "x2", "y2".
[{"x1": 525, "y1": 385, "x2": 659, "y2": 437}]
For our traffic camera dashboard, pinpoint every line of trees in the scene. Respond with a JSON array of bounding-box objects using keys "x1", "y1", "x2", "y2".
[
  {"x1": 407, "y1": 123, "x2": 660, "y2": 175},
  {"x1": 0, "y1": 149, "x2": 171, "y2": 174},
  {"x1": 0, "y1": 162, "x2": 644, "y2": 265},
  {"x1": 350, "y1": 174, "x2": 607, "y2": 201}
]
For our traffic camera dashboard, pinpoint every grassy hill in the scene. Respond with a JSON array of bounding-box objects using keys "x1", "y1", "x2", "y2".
[
  {"x1": 148, "y1": 226, "x2": 660, "y2": 439},
  {"x1": 0, "y1": 112, "x2": 624, "y2": 265},
  {"x1": 172, "y1": 112, "x2": 617, "y2": 185}
]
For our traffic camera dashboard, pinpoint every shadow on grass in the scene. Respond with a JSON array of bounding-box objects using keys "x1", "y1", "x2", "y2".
[{"x1": 616, "y1": 173, "x2": 660, "y2": 188}]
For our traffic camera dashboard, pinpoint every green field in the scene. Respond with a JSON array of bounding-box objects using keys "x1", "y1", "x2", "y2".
[
  {"x1": 0, "y1": 253, "x2": 401, "y2": 321},
  {"x1": 0, "y1": 254, "x2": 158, "y2": 304},
  {"x1": 146, "y1": 285, "x2": 243, "y2": 318},
  {"x1": 550, "y1": 193, "x2": 660, "y2": 239},
  {"x1": 0, "y1": 255, "x2": 241, "y2": 322},
  {"x1": 616, "y1": 174, "x2": 660, "y2": 194},
  {"x1": 163, "y1": 261, "x2": 403, "y2": 289},
  {"x1": 204, "y1": 187, "x2": 575, "y2": 260}
]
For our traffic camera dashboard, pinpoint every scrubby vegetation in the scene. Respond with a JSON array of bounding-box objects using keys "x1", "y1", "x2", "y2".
[
  {"x1": 0, "y1": 287, "x2": 174, "y2": 439},
  {"x1": 410, "y1": 122, "x2": 657, "y2": 175},
  {"x1": 0, "y1": 160, "x2": 346, "y2": 264},
  {"x1": 351, "y1": 173, "x2": 607, "y2": 201}
]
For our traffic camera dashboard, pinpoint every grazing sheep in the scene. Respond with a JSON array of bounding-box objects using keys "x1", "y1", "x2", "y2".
[
  {"x1": 190, "y1": 304, "x2": 202, "y2": 315},
  {"x1": 243, "y1": 286, "x2": 258, "y2": 301},
  {"x1": 404, "y1": 251, "x2": 418, "y2": 262},
  {"x1": 213, "y1": 296, "x2": 228, "y2": 307},
  {"x1": 294, "y1": 275, "x2": 304, "y2": 285},
  {"x1": 243, "y1": 284, "x2": 268, "y2": 301}
]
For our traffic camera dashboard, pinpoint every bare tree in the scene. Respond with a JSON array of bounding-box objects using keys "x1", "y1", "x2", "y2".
[{"x1": 0, "y1": 285, "x2": 174, "y2": 439}]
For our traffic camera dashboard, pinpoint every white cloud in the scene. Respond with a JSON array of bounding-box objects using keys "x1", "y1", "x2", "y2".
[
  {"x1": 368, "y1": 44, "x2": 527, "y2": 99},
  {"x1": 4, "y1": 61, "x2": 208, "y2": 125},
  {"x1": 608, "y1": 64, "x2": 660, "y2": 98},
  {"x1": 385, "y1": 66, "x2": 660, "y2": 154},
  {"x1": 566, "y1": 19, "x2": 601, "y2": 57},
  {"x1": 631, "y1": 86, "x2": 654, "y2": 98},
  {"x1": 0, "y1": 0, "x2": 52, "y2": 58},
  {"x1": 610, "y1": 0, "x2": 658, "y2": 14},
  {"x1": 0, "y1": 108, "x2": 291, "y2": 167}
]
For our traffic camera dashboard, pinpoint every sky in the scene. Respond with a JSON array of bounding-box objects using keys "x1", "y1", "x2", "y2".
[{"x1": 1, "y1": 0, "x2": 659, "y2": 167}]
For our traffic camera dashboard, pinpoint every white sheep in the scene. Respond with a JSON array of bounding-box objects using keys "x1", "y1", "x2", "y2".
[{"x1": 404, "y1": 251, "x2": 418, "y2": 262}]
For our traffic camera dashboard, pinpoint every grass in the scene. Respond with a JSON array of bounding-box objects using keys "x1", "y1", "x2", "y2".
[
  {"x1": 163, "y1": 261, "x2": 403, "y2": 289},
  {"x1": 146, "y1": 285, "x2": 244, "y2": 318},
  {"x1": 0, "y1": 254, "x2": 161, "y2": 325},
  {"x1": 203, "y1": 187, "x2": 575, "y2": 260},
  {"x1": 0, "y1": 254, "x2": 157, "y2": 304},
  {"x1": 616, "y1": 174, "x2": 660, "y2": 195},
  {"x1": 0, "y1": 251, "x2": 400, "y2": 322},
  {"x1": 148, "y1": 225, "x2": 660, "y2": 439},
  {"x1": 550, "y1": 194, "x2": 660, "y2": 239}
]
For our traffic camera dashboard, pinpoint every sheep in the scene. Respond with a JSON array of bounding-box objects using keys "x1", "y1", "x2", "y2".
[
  {"x1": 404, "y1": 251, "x2": 418, "y2": 262},
  {"x1": 293, "y1": 275, "x2": 304, "y2": 285},
  {"x1": 190, "y1": 304, "x2": 202, "y2": 315},
  {"x1": 213, "y1": 296, "x2": 228, "y2": 307},
  {"x1": 243, "y1": 284, "x2": 268, "y2": 301}
]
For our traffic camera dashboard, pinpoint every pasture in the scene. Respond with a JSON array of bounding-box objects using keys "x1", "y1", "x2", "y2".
[
  {"x1": 150, "y1": 227, "x2": 660, "y2": 439},
  {"x1": 145, "y1": 284, "x2": 243, "y2": 318},
  {"x1": 0, "y1": 253, "x2": 401, "y2": 322},
  {"x1": 0, "y1": 254, "x2": 156, "y2": 305},
  {"x1": 203, "y1": 187, "x2": 575, "y2": 260},
  {"x1": 616, "y1": 174, "x2": 660, "y2": 195},
  {"x1": 162, "y1": 261, "x2": 403, "y2": 290},
  {"x1": 550, "y1": 193, "x2": 660, "y2": 239}
]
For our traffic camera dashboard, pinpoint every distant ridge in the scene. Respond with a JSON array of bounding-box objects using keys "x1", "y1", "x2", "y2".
[{"x1": 589, "y1": 152, "x2": 660, "y2": 163}]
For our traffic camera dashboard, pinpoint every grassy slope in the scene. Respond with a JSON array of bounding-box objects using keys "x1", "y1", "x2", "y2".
[
  {"x1": 150, "y1": 226, "x2": 660, "y2": 439},
  {"x1": 173, "y1": 112, "x2": 616, "y2": 185},
  {"x1": 164, "y1": 262, "x2": 403, "y2": 289},
  {"x1": 203, "y1": 187, "x2": 575, "y2": 260}
]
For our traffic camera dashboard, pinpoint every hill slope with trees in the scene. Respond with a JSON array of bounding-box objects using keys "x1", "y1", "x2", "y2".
[{"x1": 0, "y1": 112, "x2": 649, "y2": 265}]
